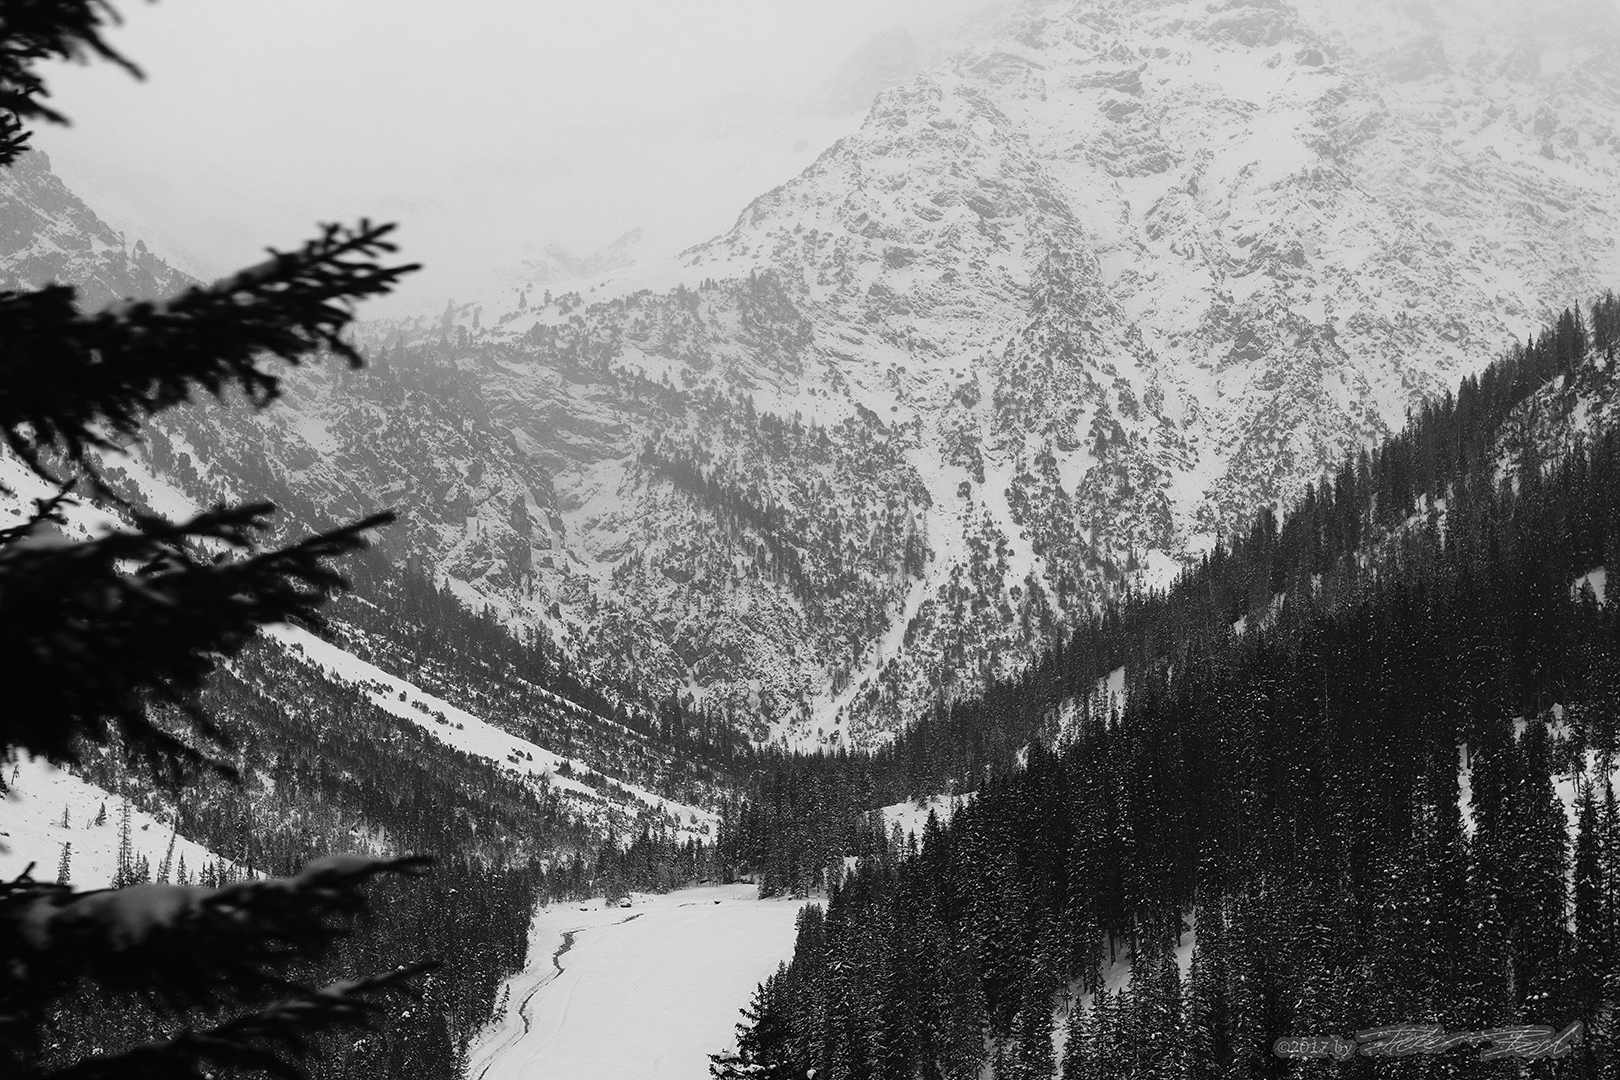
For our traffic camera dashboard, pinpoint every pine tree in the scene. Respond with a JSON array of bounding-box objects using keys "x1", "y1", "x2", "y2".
[
  {"x1": 1507, "y1": 723, "x2": 1571, "y2": 1020},
  {"x1": 112, "y1": 802, "x2": 134, "y2": 890},
  {"x1": 155, "y1": 828, "x2": 177, "y2": 886},
  {"x1": 1092, "y1": 985, "x2": 1123, "y2": 1080},
  {"x1": 1011, "y1": 967, "x2": 1056, "y2": 1080},
  {"x1": 934, "y1": 935, "x2": 990, "y2": 1080},
  {"x1": 1131, "y1": 933, "x2": 1185, "y2": 1080},
  {"x1": 1058, "y1": 995, "x2": 1095, "y2": 1080},
  {"x1": 1221, "y1": 892, "x2": 1266, "y2": 1080},
  {"x1": 1575, "y1": 771, "x2": 1620, "y2": 1075},
  {"x1": 54, "y1": 843, "x2": 70, "y2": 887},
  {"x1": 1184, "y1": 906, "x2": 1225, "y2": 1080},
  {"x1": 708, "y1": 977, "x2": 800, "y2": 1080},
  {"x1": 1573, "y1": 778, "x2": 1605, "y2": 1019},
  {"x1": 0, "y1": 5, "x2": 431, "y2": 1077},
  {"x1": 1603, "y1": 772, "x2": 1620, "y2": 979}
]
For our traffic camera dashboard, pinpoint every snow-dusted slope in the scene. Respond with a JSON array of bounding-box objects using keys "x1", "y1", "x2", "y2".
[
  {"x1": 0, "y1": 757, "x2": 232, "y2": 888},
  {"x1": 668, "y1": 0, "x2": 1620, "y2": 538},
  {"x1": 267, "y1": 624, "x2": 715, "y2": 843},
  {"x1": 0, "y1": 449, "x2": 232, "y2": 888},
  {"x1": 878, "y1": 792, "x2": 977, "y2": 842}
]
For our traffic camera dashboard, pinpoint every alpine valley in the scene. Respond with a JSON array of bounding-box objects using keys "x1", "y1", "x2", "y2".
[{"x1": 5, "y1": 0, "x2": 1620, "y2": 1077}]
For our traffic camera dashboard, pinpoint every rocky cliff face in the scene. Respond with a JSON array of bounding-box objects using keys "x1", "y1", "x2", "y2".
[
  {"x1": 10, "y1": 0, "x2": 1620, "y2": 748},
  {"x1": 0, "y1": 150, "x2": 189, "y2": 308}
]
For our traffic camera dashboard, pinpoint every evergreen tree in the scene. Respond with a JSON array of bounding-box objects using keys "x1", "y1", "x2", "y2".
[
  {"x1": 1010, "y1": 967, "x2": 1055, "y2": 1080},
  {"x1": 1058, "y1": 996, "x2": 1095, "y2": 1080},
  {"x1": 1093, "y1": 985, "x2": 1126, "y2": 1080},
  {"x1": 1184, "y1": 907, "x2": 1225, "y2": 1080},
  {"x1": 1573, "y1": 778, "x2": 1605, "y2": 1019},
  {"x1": 1505, "y1": 723, "x2": 1572, "y2": 1019},
  {"x1": 1220, "y1": 894, "x2": 1266, "y2": 1080},
  {"x1": 0, "y1": 4, "x2": 430, "y2": 1077},
  {"x1": 934, "y1": 936, "x2": 990, "y2": 1080},
  {"x1": 709, "y1": 977, "x2": 802, "y2": 1080},
  {"x1": 1130, "y1": 934, "x2": 1185, "y2": 1080},
  {"x1": 155, "y1": 829, "x2": 177, "y2": 886},
  {"x1": 112, "y1": 802, "x2": 134, "y2": 890}
]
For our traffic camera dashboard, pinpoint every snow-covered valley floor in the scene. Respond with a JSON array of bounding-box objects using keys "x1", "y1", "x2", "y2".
[{"x1": 468, "y1": 883, "x2": 810, "y2": 1080}]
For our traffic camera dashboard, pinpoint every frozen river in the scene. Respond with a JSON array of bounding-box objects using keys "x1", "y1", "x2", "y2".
[{"x1": 468, "y1": 883, "x2": 810, "y2": 1080}]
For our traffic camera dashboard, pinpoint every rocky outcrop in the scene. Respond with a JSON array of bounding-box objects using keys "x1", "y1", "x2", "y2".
[{"x1": 0, "y1": 151, "x2": 189, "y2": 308}]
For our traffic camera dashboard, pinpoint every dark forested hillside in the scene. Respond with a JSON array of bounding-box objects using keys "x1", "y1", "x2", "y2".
[{"x1": 713, "y1": 294, "x2": 1620, "y2": 1078}]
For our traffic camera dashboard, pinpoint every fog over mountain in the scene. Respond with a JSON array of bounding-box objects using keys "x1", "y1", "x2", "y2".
[{"x1": 29, "y1": 0, "x2": 1006, "y2": 315}]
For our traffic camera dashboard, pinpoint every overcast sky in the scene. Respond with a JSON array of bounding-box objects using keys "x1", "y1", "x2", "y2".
[{"x1": 33, "y1": 0, "x2": 1001, "y2": 315}]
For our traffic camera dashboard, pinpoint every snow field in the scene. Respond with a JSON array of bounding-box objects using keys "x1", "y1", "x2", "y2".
[
  {"x1": 468, "y1": 883, "x2": 811, "y2": 1080},
  {"x1": 0, "y1": 757, "x2": 232, "y2": 888},
  {"x1": 1575, "y1": 566, "x2": 1607, "y2": 605},
  {"x1": 878, "y1": 792, "x2": 976, "y2": 843}
]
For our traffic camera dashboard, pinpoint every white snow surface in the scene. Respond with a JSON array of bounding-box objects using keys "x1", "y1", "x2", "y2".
[
  {"x1": 1074, "y1": 913, "x2": 1199, "y2": 1014},
  {"x1": 0, "y1": 757, "x2": 232, "y2": 888},
  {"x1": 1103, "y1": 665, "x2": 1127, "y2": 711},
  {"x1": 468, "y1": 883, "x2": 810, "y2": 1080},
  {"x1": 1459, "y1": 725, "x2": 1620, "y2": 839},
  {"x1": 1458, "y1": 743, "x2": 1478, "y2": 837},
  {"x1": 1575, "y1": 566, "x2": 1607, "y2": 606},
  {"x1": 1553, "y1": 750, "x2": 1620, "y2": 837},
  {"x1": 878, "y1": 792, "x2": 977, "y2": 843},
  {"x1": 1133, "y1": 549, "x2": 1183, "y2": 595}
]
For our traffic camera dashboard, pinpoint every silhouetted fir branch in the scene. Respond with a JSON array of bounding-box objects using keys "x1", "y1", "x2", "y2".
[
  {"x1": 0, "y1": 220, "x2": 420, "y2": 486},
  {"x1": 32, "y1": 963, "x2": 437, "y2": 1080},
  {"x1": 0, "y1": 4, "x2": 445, "y2": 1077},
  {"x1": 0, "y1": 855, "x2": 431, "y2": 1031},
  {"x1": 0, "y1": 0, "x2": 140, "y2": 166},
  {"x1": 0, "y1": 504, "x2": 394, "y2": 781}
]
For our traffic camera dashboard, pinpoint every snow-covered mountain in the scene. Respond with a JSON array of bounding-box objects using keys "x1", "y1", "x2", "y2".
[
  {"x1": 0, "y1": 150, "x2": 189, "y2": 308},
  {"x1": 8, "y1": 0, "x2": 1620, "y2": 749}
]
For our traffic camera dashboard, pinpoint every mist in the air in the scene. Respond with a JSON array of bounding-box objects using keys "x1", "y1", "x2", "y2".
[
  {"x1": 29, "y1": 0, "x2": 1620, "y2": 316},
  {"x1": 32, "y1": 0, "x2": 1006, "y2": 315}
]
